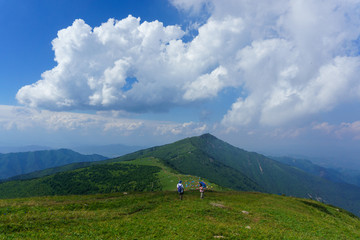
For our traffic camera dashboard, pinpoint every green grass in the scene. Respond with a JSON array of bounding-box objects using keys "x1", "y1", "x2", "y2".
[
  {"x1": 121, "y1": 157, "x2": 224, "y2": 191},
  {"x1": 0, "y1": 191, "x2": 359, "y2": 239},
  {"x1": 0, "y1": 162, "x2": 163, "y2": 198},
  {"x1": 0, "y1": 157, "x2": 224, "y2": 200}
]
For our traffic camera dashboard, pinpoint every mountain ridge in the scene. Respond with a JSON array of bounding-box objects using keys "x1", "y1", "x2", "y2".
[
  {"x1": 273, "y1": 156, "x2": 360, "y2": 187},
  {"x1": 71, "y1": 143, "x2": 145, "y2": 158},
  {"x1": 106, "y1": 133, "x2": 360, "y2": 216},
  {"x1": 1, "y1": 133, "x2": 360, "y2": 217}
]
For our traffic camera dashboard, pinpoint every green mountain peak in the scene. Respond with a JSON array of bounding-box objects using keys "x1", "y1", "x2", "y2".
[{"x1": 1, "y1": 134, "x2": 360, "y2": 217}]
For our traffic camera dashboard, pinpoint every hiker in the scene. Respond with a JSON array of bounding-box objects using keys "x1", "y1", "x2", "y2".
[
  {"x1": 198, "y1": 181, "x2": 206, "y2": 199},
  {"x1": 177, "y1": 180, "x2": 184, "y2": 200}
]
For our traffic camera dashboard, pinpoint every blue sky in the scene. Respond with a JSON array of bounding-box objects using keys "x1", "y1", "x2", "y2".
[{"x1": 1, "y1": 0, "x2": 360, "y2": 169}]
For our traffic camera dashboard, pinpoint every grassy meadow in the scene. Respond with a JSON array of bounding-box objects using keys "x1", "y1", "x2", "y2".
[
  {"x1": 124, "y1": 157, "x2": 223, "y2": 191},
  {"x1": 0, "y1": 157, "x2": 223, "y2": 199},
  {"x1": 1, "y1": 191, "x2": 359, "y2": 239}
]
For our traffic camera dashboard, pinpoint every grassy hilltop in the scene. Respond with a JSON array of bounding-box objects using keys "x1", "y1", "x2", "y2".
[
  {"x1": 1, "y1": 134, "x2": 360, "y2": 239},
  {"x1": 1, "y1": 191, "x2": 359, "y2": 239},
  {"x1": 2, "y1": 134, "x2": 360, "y2": 217},
  {"x1": 0, "y1": 157, "x2": 223, "y2": 198}
]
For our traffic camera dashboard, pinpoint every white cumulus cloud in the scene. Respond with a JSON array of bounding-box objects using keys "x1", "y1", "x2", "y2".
[{"x1": 16, "y1": 0, "x2": 360, "y2": 129}]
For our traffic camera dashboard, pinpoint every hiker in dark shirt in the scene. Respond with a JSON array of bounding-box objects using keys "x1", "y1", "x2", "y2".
[{"x1": 198, "y1": 181, "x2": 205, "y2": 199}]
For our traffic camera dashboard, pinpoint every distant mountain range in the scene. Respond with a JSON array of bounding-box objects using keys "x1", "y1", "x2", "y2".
[
  {"x1": 0, "y1": 144, "x2": 145, "y2": 158},
  {"x1": 0, "y1": 149, "x2": 107, "y2": 180},
  {"x1": 273, "y1": 156, "x2": 360, "y2": 188},
  {"x1": 0, "y1": 134, "x2": 360, "y2": 217},
  {"x1": 0, "y1": 145, "x2": 52, "y2": 153},
  {"x1": 71, "y1": 144, "x2": 145, "y2": 158}
]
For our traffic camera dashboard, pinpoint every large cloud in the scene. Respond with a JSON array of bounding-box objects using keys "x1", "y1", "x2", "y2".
[
  {"x1": 0, "y1": 105, "x2": 207, "y2": 137},
  {"x1": 17, "y1": 16, "x2": 186, "y2": 111},
  {"x1": 175, "y1": 0, "x2": 360, "y2": 127},
  {"x1": 17, "y1": 0, "x2": 360, "y2": 127},
  {"x1": 17, "y1": 15, "x2": 241, "y2": 112}
]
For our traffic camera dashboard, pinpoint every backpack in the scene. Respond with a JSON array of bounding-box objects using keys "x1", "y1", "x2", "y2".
[
  {"x1": 200, "y1": 181, "x2": 206, "y2": 188},
  {"x1": 178, "y1": 185, "x2": 184, "y2": 193}
]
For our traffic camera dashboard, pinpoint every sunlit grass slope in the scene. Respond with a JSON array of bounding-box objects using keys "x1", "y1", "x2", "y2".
[
  {"x1": 0, "y1": 191, "x2": 359, "y2": 239},
  {"x1": 0, "y1": 157, "x2": 223, "y2": 198},
  {"x1": 124, "y1": 157, "x2": 224, "y2": 191}
]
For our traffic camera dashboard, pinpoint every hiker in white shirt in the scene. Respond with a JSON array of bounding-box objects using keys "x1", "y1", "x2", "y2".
[{"x1": 177, "y1": 180, "x2": 184, "y2": 200}]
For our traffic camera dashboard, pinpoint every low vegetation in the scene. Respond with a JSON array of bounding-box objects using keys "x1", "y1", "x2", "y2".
[
  {"x1": 0, "y1": 191, "x2": 359, "y2": 239},
  {"x1": 0, "y1": 157, "x2": 222, "y2": 198}
]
